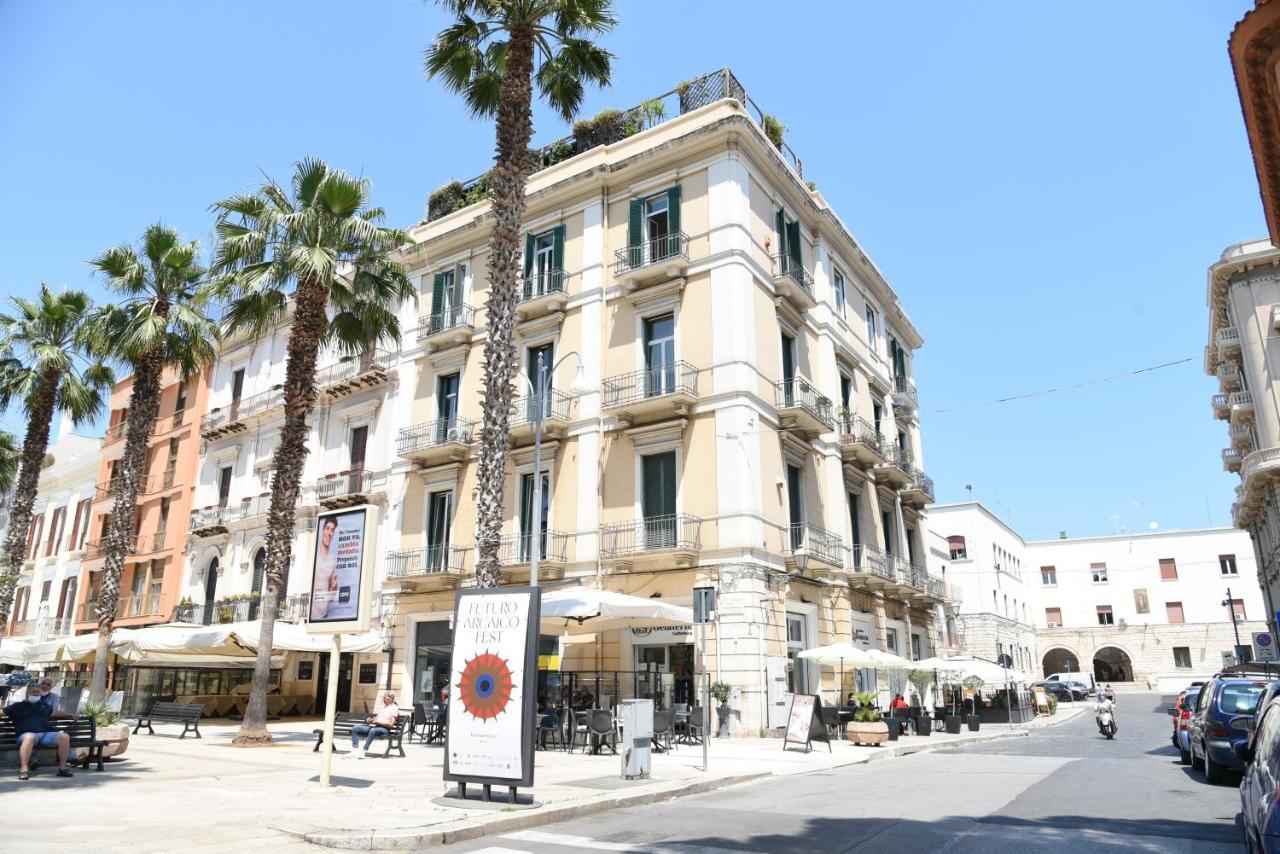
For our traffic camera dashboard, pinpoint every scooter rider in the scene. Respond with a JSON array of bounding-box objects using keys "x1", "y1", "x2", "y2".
[{"x1": 1095, "y1": 691, "x2": 1116, "y2": 734}]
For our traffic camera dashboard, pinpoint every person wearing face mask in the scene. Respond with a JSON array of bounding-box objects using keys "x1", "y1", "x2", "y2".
[{"x1": 3, "y1": 684, "x2": 76, "y2": 780}]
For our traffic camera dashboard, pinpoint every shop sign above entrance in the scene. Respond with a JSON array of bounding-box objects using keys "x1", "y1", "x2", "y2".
[{"x1": 629, "y1": 625, "x2": 692, "y2": 643}]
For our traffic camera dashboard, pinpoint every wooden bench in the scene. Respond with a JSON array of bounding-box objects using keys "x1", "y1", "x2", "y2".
[
  {"x1": 134, "y1": 701, "x2": 207, "y2": 739},
  {"x1": 313, "y1": 712, "x2": 407, "y2": 757},
  {"x1": 0, "y1": 716, "x2": 108, "y2": 771}
]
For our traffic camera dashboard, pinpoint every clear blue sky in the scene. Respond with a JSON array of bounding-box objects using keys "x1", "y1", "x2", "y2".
[{"x1": 0, "y1": 1, "x2": 1260, "y2": 539}]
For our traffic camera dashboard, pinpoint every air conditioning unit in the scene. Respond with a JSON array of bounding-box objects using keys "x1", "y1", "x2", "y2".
[
  {"x1": 446, "y1": 427, "x2": 464, "y2": 442},
  {"x1": 1047, "y1": 621, "x2": 1059, "y2": 628}
]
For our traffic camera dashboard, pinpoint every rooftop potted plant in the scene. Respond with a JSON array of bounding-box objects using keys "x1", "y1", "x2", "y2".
[{"x1": 846, "y1": 691, "x2": 888, "y2": 746}]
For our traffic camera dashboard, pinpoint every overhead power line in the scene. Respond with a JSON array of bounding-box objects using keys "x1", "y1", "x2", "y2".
[{"x1": 926, "y1": 357, "x2": 1195, "y2": 416}]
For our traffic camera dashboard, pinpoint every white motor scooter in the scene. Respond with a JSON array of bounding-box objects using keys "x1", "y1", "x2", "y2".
[{"x1": 1096, "y1": 708, "x2": 1116, "y2": 739}]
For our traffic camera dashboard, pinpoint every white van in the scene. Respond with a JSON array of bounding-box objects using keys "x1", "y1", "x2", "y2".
[{"x1": 1045, "y1": 672, "x2": 1096, "y2": 695}]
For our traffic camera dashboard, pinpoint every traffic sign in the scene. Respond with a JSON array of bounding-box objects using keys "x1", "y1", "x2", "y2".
[{"x1": 1254, "y1": 631, "x2": 1278, "y2": 663}]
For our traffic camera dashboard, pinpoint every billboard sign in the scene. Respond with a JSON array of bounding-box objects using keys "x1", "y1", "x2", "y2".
[
  {"x1": 306, "y1": 505, "x2": 377, "y2": 634},
  {"x1": 444, "y1": 587, "x2": 540, "y2": 789}
]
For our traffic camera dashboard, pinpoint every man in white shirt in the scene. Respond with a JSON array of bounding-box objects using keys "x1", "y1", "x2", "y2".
[{"x1": 349, "y1": 692, "x2": 400, "y2": 758}]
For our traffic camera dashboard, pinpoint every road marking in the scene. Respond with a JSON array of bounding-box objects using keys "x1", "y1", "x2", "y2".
[
  {"x1": 501, "y1": 830, "x2": 748, "y2": 853},
  {"x1": 469, "y1": 848, "x2": 534, "y2": 854}
]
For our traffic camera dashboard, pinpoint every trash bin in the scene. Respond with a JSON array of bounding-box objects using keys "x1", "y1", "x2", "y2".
[{"x1": 621, "y1": 699, "x2": 653, "y2": 780}]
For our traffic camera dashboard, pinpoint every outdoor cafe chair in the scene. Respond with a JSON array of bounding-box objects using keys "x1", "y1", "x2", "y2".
[
  {"x1": 820, "y1": 705, "x2": 842, "y2": 741},
  {"x1": 651, "y1": 709, "x2": 673, "y2": 753},
  {"x1": 560, "y1": 708, "x2": 588, "y2": 752},
  {"x1": 682, "y1": 706, "x2": 706, "y2": 745},
  {"x1": 587, "y1": 709, "x2": 617, "y2": 755},
  {"x1": 537, "y1": 709, "x2": 561, "y2": 750}
]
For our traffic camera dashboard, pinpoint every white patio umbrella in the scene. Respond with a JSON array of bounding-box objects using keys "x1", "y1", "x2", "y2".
[
  {"x1": 796, "y1": 643, "x2": 913, "y2": 700},
  {"x1": 539, "y1": 586, "x2": 693, "y2": 635},
  {"x1": 0, "y1": 638, "x2": 28, "y2": 667}
]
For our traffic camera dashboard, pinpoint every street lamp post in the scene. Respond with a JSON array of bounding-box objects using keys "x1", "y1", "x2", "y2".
[
  {"x1": 1224, "y1": 586, "x2": 1245, "y2": 662},
  {"x1": 523, "y1": 350, "x2": 590, "y2": 589}
]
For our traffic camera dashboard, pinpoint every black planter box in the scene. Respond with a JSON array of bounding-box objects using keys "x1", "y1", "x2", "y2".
[
  {"x1": 966, "y1": 714, "x2": 981, "y2": 732},
  {"x1": 944, "y1": 715, "x2": 962, "y2": 734},
  {"x1": 914, "y1": 714, "x2": 932, "y2": 736},
  {"x1": 886, "y1": 720, "x2": 899, "y2": 741}
]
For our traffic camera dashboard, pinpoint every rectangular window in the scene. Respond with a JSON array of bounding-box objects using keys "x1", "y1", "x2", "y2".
[
  {"x1": 865, "y1": 305, "x2": 879, "y2": 351},
  {"x1": 786, "y1": 464, "x2": 804, "y2": 551},
  {"x1": 643, "y1": 314, "x2": 676, "y2": 397},
  {"x1": 436, "y1": 373, "x2": 460, "y2": 439},
  {"x1": 532, "y1": 231, "x2": 557, "y2": 293},
  {"x1": 349, "y1": 425, "x2": 368, "y2": 472},
  {"x1": 1096, "y1": 605, "x2": 1114, "y2": 626},
  {"x1": 641, "y1": 451, "x2": 677, "y2": 549},
  {"x1": 948, "y1": 536, "x2": 967, "y2": 560},
  {"x1": 881, "y1": 510, "x2": 895, "y2": 557},
  {"x1": 217, "y1": 466, "x2": 233, "y2": 507},
  {"x1": 44, "y1": 506, "x2": 64, "y2": 556},
  {"x1": 785, "y1": 612, "x2": 809, "y2": 694},
  {"x1": 1173, "y1": 646, "x2": 1192, "y2": 669},
  {"x1": 1230, "y1": 598, "x2": 1247, "y2": 620},
  {"x1": 910, "y1": 634, "x2": 922, "y2": 661},
  {"x1": 426, "y1": 490, "x2": 453, "y2": 571},
  {"x1": 1159, "y1": 558, "x2": 1178, "y2": 581},
  {"x1": 1091, "y1": 563, "x2": 1108, "y2": 583},
  {"x1": 519, "y1": 470, "x2": 550, "y2": 561},
  {"x1": 1166, "y1": 601, "x2": 1185, "y2": 624},
  {"x1": 885, "y1": 627, "x2": 898, "y2": 653},
  {"x1": 832, "y1": 268, "x2": 846, "y2": 318},
  {"x1": 1040, "y1": 566, "x2": 1056, "y2": 586},
  {"x1": 174, "y1": 380, "x2": 188, "y2": 415},
  {"x1": 1046, "y1": 607, "x2": 1062, "y2": 627},
  {"x1": 1220, "y1": 554, "x2": 1238, "y2": 576}
]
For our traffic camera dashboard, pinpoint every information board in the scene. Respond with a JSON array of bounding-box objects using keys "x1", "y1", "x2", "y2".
[
  {"x1": 782, "y1": 693, "x2": 831, "y2": 753},
  {"x1": 306, "y1": 505, "x2": 376, "y2": 634}
]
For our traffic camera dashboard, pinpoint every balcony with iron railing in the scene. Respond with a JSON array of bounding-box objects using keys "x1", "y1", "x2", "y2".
[
  {"x1": 102, "y1": 421, "x2": 129, "y2": 446},
  {"x1": 82, "y1": 537, "x2": 135, "y2": 561},
  {"x1": 837, "y1": 416, "x2": 886, "y2": 466},
  {"x1": 774, "y1": 376, "x2": 834, "y2": 436},
  {"x1": 785, "y1": 523, "x2": 847, "y2": 574},
  {"x1": 510, "y1": 390, "x2": 573, "y2": 443},
  {"x1": 397, "y1": 417, "x2": 475, "y2": 464},
  {"x1": 1230, "y1": 422, "x2": 1253, "y2": 450},
  {"x1": 201, "y1": 386, "x2": 285, "y2": 438},
  {"x1": 876, "y1": 443, "x2": 916, "y2": 489},
  {"x1": 317, "y1": 348, "x2": 396, "y2": 399},
  {"x1": 1213, "y1": 392, "x2": 1231, "y2": 419},
  {"x1": 497, "y1": 531, "x2": 570, "y2": 582},
  {"x1": 316, "y1": 468, "x2": 381, "y2": 507},
  {"x1": 134, "y1": 530, "x2": 169, "y2": 555},
  {"x1": 892, "y1": 376, "x2": 918, "y2": 413},
  {"x1": 772, "y1": 253, "x2": 814, "y2": 307},
  {"x1": 189, "y1": 506, "x2": 229, "y2": 536},
  {"x1": 518, "y1": 269, "x2": 568, "y2": 320},
  {"x1": 613, "y1": 232, "x2": 691, "y2": 287},
  {"x1": 416, "y1": 304, "x2": 476, "y2": 351},
  {"x1": 848, "y1": 544, "x2": 895, "y2": 584},
  {"x1": 1217, "y1": 359, "x2": 1242, "y2": 390},
  {"x1": 173, "y1": 592, "x2": 310, "y2": 626},
  {"x1": 79, "y1": 592, "x2": 164, "y2": 623},
  {"x1": 1230, "y1": 390, "x2": 1256, "y2": 424},
  {"x1": 600, "y1": 514, "x2": 701, "y2": 570},
  {"x1": 1224, "y1": 447, "x2": 1245, "y2": 473},
  {"x1": 602, "y1": 363, "x2": 700, "y2": 428},
  {"x1": 227, "y1": 494, "x2": 273, "y2": 526},
  {"x1": 900, "y1": 460, "x2": 935, "y2": 508},
  {"x1": 385, "y1": 545, "x2": 470, "y2": 592},
  {"x1": 1217, "y1": 326, "x2": 1241, "y2": 355}
]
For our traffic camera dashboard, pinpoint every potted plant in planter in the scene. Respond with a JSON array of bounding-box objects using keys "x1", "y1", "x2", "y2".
[
  {"x1": 963, "y1": 676, "x2": 984, "y2": 731},
  {"x1": 82, "y1": 701, "x2": 129, "y2": 760},
  {"x1": 710, "y1": 681, "x2": 733, "y2": 737},
  {"x1": 847, "y1": 691, "x2": 889, "y2": 746},
  {"x1": 909, "y1": 669, "x2": 933, "y2": 736},
  {"x1": 940, "y1": 669, "x2": 963, "y2": 734}
]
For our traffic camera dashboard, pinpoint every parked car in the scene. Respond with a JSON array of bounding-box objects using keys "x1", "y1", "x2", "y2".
[
  {"x1": 1167, "y1": 685, "x2": 1202, "y2": 764},
  {"x1": 1238, "y1": 693, "x2": 1280, "y2": 853},
  {"x1": 1030, "y1": 681, "x2": 1073, "y2": 703},
  {"x1": 1045, "y1": 672, "x2": 1096, "y2": 695},
  {"x1": 1188, "y1": 676, "x2": 1273, "y2": 783}
]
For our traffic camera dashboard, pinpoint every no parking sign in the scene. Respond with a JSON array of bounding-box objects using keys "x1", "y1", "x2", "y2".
[{"x1": 1254, "y1": 631, "x2": 1277, "y2": 663}]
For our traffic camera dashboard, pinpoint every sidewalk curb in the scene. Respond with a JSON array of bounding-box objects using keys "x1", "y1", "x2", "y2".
[{"x1": 282, "y1": 724, "x2": 1052, "y2": 850}]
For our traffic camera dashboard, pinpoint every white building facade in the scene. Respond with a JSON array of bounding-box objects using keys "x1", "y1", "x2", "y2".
[{"x1": 930, "y1": 502, "x2": 1265, "y2": 691}]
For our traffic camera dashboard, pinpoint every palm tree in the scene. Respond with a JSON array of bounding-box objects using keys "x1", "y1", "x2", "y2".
[
  {"x1": 85, "y1": 224, "x2": 219, "y2": 703},
  {"x1": 211, "y1": 158, "x2": 413, "y2": 745},
  {"x1": 0, "y1": 287, "x2": 113, "y2": 648},
  {"x1": 0, "y1": 431, "x2": 21, "y2": 494},
  {"x1": 424, "y1": 0, "x2": 615, "y2": 587}
]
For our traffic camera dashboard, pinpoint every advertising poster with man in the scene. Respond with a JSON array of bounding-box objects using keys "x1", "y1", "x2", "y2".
[
  {"x1": 309, "y1": 508, "x2": 367, "y2": 623},
  {"x1": 445, "y1": 588, "x2": 539, "y2": 787}
]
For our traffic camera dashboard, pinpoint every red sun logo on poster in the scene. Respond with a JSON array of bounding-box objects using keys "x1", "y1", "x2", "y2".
[{"x1": 458, "y1": 652, "x2": 516, "y2": 720}]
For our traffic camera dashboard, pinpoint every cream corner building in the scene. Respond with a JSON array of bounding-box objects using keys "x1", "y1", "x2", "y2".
[{"x1": 390, "y1": 70, "x2": 950, "y2": 732}]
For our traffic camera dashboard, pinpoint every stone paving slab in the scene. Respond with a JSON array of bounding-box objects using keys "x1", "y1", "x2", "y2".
[{"x1": 1, "y1": 705, "x2": 1085, "y2": 853}]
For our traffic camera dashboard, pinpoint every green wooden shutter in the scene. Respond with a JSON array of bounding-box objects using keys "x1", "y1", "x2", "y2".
[
  {"x1": 552, "y1": 225, "x2": 565, "y2": 291},
  {"x1": 786, "y1": 220, "x2": 802, "y2": 269},
  {"x1": 642, "y1": 452, "x2": 676, "y2": 519},
  {"x1": 775, "y1": 209, "x2": 785, "y2": 262},
  {"x1": 431, "y1": 272, "x2": 446, "y2": 320},
  {"x1": 523, "y1": 232, "x2": 534, "y2": 277},
  {"x1": 519, "y1": 473, "x2": 534, "y2": 559},
  {"x1": 628, "y1": 198, "x2": 643, "y2": 267},
  {"x1": 667, "y1": 185, "x2": 682, "y2": 254}
]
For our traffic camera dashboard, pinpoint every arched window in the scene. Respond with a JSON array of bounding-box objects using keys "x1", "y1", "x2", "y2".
[
  {"x1": 947, "y1": 535, "x2": 966, "y2": 560},
  {"x1": 252, "y1": 547, "x2": 266, "y2": 596}
]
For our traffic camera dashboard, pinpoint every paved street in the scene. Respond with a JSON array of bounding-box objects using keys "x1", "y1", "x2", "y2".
[{"x1": 452, "y1": 694, "x2": 1244, "y2": 854}]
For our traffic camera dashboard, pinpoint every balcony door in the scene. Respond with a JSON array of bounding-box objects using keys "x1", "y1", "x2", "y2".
[
  {"x1": 781, "y1": 332, "x2": 796, "y2": 406},
  {"x1": 435, "y1": 373, "x2": 459, "y2": 441},
  {"x1": 787, "y1": 465, "x2": 804, "y2": 551},
  {"x1": 426, "y1": 490, "x2": 453, "y2": 572},
  {"x1": 526, "y1": 230, "x2": 557, "y2": 298},
  {"x1": 431, "y1": 267, "x2": 458, "y2": 323},
  {"x1": 643, "y1": 314, "x2": 675, "y2": 397},
  {"x1": 519, "y1": 471, "x2": 550, "y2": 561},
  {"x1": 848, "y1": 492, "x2": 861, "y2": 568},
  {"x1": 641, "y1": 451, "x2": 676, "y2": 549},
  {"x1": 527, "y1": 342, "x2": 554, "y2": 419},
  {"x1": 230, "y1": 368, "x2": 245, "y2": 418},
  {"x1": 217, "y1": 465, "x2": 233, "y2": 508},
  {"x1": 348, "y1": 424, "x2": 368, "y2": 493},
  {"x1": 202, "y1": 558, "x2": 218, "y2": 625},
  {"x1": 251, "y1": 547, "x2": 266, "y2": 621}
]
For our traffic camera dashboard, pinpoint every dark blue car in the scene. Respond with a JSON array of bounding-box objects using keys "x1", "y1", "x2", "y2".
[
  {"x1": 1240, "y1": 693, "x2": 1280, "y2": 852},
  {"x1": 1188, "y1": 676, "x2": 1271, "y2": 784}
]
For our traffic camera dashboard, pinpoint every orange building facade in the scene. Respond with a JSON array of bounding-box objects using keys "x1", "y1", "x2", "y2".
[{"x1": 73, "y1": 366, "x2": 210, "y2": 633}]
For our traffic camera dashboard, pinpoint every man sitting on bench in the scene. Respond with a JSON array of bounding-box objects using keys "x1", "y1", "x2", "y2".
[
  {"x1": 348, "y1": 692, "x2": 399, "y2": 759},
  {"x1": 4, "y1": 683, "x2": 76, "y2": 781}
]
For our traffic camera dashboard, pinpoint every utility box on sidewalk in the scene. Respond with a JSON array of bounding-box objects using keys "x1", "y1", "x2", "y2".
[{"x1": 621, "y1": 699, "x2": 653, "y2": 780}]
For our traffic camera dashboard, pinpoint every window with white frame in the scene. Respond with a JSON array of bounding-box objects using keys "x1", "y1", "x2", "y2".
[
  {"x1": 1091, "y1": 563, "x2": 1108, "y2": 583},
  {"x1": 833, "y1": 268, "x2": 846, "y2": 318},
  {"x1": 1220, "y1": 554, "x2": 1238, "y2": 576},
  {"x1": 865, "y1": 305, "x2": 879, "y2": 351}
]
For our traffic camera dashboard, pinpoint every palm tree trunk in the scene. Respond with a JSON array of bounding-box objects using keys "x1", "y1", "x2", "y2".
[
  {"x1": 0, "y1": 370, "x2": 59, "y2": 644},
  {"x1": 89, "y1": 348, "x2": 165, "y2": 704},
  {"x1": 234, "y1": 276, "x2": 328, "y2": 745},
  {"x1": 474, "y1": 26, "x2": 536, "y2": 589}
]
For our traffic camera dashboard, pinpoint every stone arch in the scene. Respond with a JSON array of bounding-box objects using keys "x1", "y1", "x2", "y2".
[
  {"x1": 1041, "y1": 646, "x2": 1081, "y2": 678},
  {"x1": 1093, "y1": 645, "x2": 1135, "y2": 683}
]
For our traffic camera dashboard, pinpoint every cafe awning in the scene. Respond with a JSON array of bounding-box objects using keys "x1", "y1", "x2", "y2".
[
  {"x1": 796, "y1": 643, "x2": 912, "y2": 670},
  {"x1": 539, "y1": 586, "x2": 694, "y2": 635},
  {"x1": 915, "y1": 654, "x2": 1030, "y2": 684},
  {"x1": 0, "y1": 639, "x2": 28, "y2": 667}
]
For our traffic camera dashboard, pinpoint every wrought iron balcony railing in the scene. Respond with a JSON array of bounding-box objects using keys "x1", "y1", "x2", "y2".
[
  {"x1": 386, "y1": 545, "x2": 469, "y2": 578},
  {"x1": 603, "y1": 362, "x2": 700, "y2": 409},
  {"x1": 849, "y1": 544, "x2": 893, "y2": 578},
  {"x1": 787, "y1": 522, "x2": 847, "y2": 567},
  {"x1": 774, "y1": 376, "x2": 835, "y2": 427},
  {"x1": 510, "y1": 390, "x2": 573, "y2": 427},
  {"x1": 315, "y1": 348, "x2": 395, "y2": 389},
  {"x1": 189, "y1": 506, "x2": 227, "y2": 531},
  {"x1": 173, "y1": 592, "x2": 310, "y2": 626},
  {"x1": 316, "y1": 468, "x2": 379, "y2": 502},
  {"x1": 202, "y1": 386, "x2": 284, "y2": 433},
  {"x1": 397, "y1": 418, "x2": 476, "y2": 456},
  {"x1": 600, "y1": 514, "x2": 701, "y2": 557},
  {"x1": 772, "y1": 253, "x2": 814, "y2": 297},
  {"x1": 521, "y1": 269, "x2": 566, "y2": 302},
  {"x1": 838, "y1": 415, "x2": 882, "y2": 448},
  {"x1": 416, "y1": 304, "x2": 476, "y2": 340},
  {"x1": 497, "y1": 531, "x2": 569, "y2": 564},
  {"x1": 613, "y1": 231, "x2": 690, "y2": 275}
]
